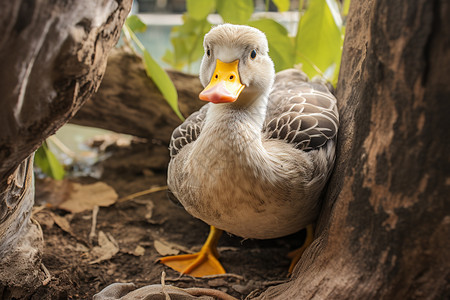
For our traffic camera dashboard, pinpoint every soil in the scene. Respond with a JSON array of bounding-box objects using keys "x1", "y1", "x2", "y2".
[{"x1": 30, "y1": 140, "x2": 306, "y2": 299}]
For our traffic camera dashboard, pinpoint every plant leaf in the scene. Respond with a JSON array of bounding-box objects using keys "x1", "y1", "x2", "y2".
[
  {"x1": 143, "y1": 50, "x2": 184, "y2": 120},
  {"x1": 295, "y1": 0, "x2": 343, "y2": 82},
  {"x1": 342, "y1": 0, "x2": 351, "y2": 17},
  {"x1": 123, "y1": 20, "x2": 184, "y2": 121},
  {"x1": 216, "y1": 0, "x2": 254, "y2": 24},
  {"x1": 35, "y1": 141, "x2": 65, "y2": 180},
  {"x1": 249, "y1": 19, "x2": 294, "y2": 72},
  {"x1": 187, "y1": 0, "x2": 216, "y2": 20},
  {"x1": 125, "y1": 15, "x2": 147, "y2": 33},
  {"x1": 272, "y1": 0, "x2": 290, "y2": 12},
  {"x1": 164, "y1": 14, "x2": 211, "y2": 71}
]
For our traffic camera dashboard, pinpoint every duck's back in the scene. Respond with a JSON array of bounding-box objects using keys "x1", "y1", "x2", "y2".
[{"x1": 264, "y1": 69, "x2": 339, "y2": 153}]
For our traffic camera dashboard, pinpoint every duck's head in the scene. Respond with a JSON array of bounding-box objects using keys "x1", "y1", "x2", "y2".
[{"x1": 199, "y1": 24, "x2": 275, "y2": 106}]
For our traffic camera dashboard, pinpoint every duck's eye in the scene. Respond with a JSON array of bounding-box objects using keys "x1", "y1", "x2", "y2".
[
  {"x1": 250, "y1": 49, "x2": 257, "y2": 59},
  {"x1": 207, "y1": 49, "x2": 211, "y2": 57}
]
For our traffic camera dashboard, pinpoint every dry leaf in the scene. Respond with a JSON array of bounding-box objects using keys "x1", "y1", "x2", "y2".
[
  {"x1": 89, "y1": 231, "x2": 119, "y2": 264},
  {"x1": 66, "y1": 243, "x2": 89, "y2": 252},
  {"x1": 35, "y1": 178, "x2": 72, "y2": 207},
  {"x1": 154, "y1": 240, "x2": 180, "y2": 256},
  {"x1": 58, "y1": 182, "x2": 118, "y2": 213},
  {"x1": 51, "y1": 212, "x2": 73, "y2": 234},
  {"x1": 133, "y1": 245, "x2": 145, "y2": 256}
]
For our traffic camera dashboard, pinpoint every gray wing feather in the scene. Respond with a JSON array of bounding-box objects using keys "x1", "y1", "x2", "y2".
[
  {"x1": 169, "y1": 104, "x2": 209, "y2": 157},
  {"x1": 264, "y1": 69, "x2": 339, "y2": 151}
]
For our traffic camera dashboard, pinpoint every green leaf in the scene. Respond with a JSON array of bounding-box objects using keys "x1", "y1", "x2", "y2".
[
  {"x1": 123, "y1": 22, "x2": 184, "y2": 121},
  {"x1": 125, "y1": 15, "x2": 147, "y2": 33},
  {"x1": 35, "y1": 141, "x2": 65, "y2": 180},
  {"x1": 143, "y1": 50, "x2": 184, "y2": 121},
  {"x1": 249, "y1": 19, "x2": 294, "y2": 72},
  {"x1": 187, "y1": 0, "x2": 216, "y2": 20},
  {"x1": 342, "y1": 0, "x2": 351, "y2": 17},
  {"x1": 217, "y1": 0, "x2": 254, "y2": 24},
  {"x1": 164, "y1": 14, "x2": 211, "y2": 71},
  {"x1": 272, "y1": 0, "x2": 290, "y2": 12},
  {"x1": 295, "y1": 0, "x2": 343, "y2": 82}
]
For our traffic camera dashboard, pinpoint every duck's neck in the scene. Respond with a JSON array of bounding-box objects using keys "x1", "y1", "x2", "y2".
[
  {"x1": 208, "y1": 95, "x2": 267, "y2": 134},
  {"x1": 203, "y1": 95, "x2": 268, "y2": 149}
]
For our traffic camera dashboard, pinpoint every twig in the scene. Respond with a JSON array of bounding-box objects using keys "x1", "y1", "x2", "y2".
[
  {"x1": 165, "y1": 272, "x2": 244, "y2": 282},
  {"x1": 117, "y1": 186, "x2": 168, "y2": 203},
  {"x1": 160, "y1": 271, "x2": 170, "y2": 300},
  {"x1": 41, "y1": 263, "x2": 52, "y2": 286},
  {"x1": 31, "y1": 205, "x2": 47, "y2": 217},
  {"x1": 89, "y1": 205, "x2": 99, "y2": 243},
  {"x1": 185, "y1": 288, "x2": 238, "y2": 300},
  {"x1": 164, "y1": 276, "x2": 197, "y2": 283},
  {"x1": 201, "y1": 273, "x2": 245, "y2": 280}
]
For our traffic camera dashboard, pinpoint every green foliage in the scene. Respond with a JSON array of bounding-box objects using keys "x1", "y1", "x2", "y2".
[
  {"x1": 162, "y1": 15, "x2": 211, "y2": 72},
  {"x1": 123, "y1": 16, "x2": 184, "y2": 121},
  {"x1": 216, "y1": 0, "x2": 254, "y2": 24},
  {"x1": 295, "y1": 0, "x2": 343, "y2": 85},
  {"x1": 342, "y1": 0, "x2": 351, "y2": 16},
  {"x1": 125, "y1": 15, "x2": 147, "y2": 32},
  {"x1": 272, "y1": 0, "x2": 290, "y2": 12},
  {"x1": 248, "y1": 19, "x2": 294, "y2": 72},
  {"x1": 35, "y1": 141, "x2": 65, "y2": 180},
  {"x1": 187, "y1": 0, "x2": 216, "y2": 20},
  {"x1": 163, "y1": 0, "x2": 346, "y2": 87}
]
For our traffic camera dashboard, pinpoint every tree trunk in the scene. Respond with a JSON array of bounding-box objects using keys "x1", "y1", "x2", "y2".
[
  {"x1": 258, "y1": 0, "x2": 449, "y2": 299},
  {"x1": 0, "y1": 0, "x2": 131, "y2": 297},
  {"x1": 70, "y1": 47, "x2": 205, "y2": 144}
]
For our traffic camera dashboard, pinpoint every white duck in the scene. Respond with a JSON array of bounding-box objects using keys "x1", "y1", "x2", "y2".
[{"x1": 159, "y1": 24, "x2": 339, "y2": 277}]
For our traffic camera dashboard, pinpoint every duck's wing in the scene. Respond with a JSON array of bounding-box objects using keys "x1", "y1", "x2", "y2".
[
  {"x1": 169, "y1": 103, "x2": 210, "y2": 157},
  {"x1": 264, "y1": 69, "x2": 339, "y2": 151}
]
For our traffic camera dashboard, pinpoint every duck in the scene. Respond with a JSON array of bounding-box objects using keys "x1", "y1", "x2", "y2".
[{"x1": 159, "y1": 24, "x2": 339, "y2": 277}]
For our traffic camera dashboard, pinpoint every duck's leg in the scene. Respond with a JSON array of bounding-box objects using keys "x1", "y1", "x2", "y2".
[
  {"x1": 287, "y1": 224, "x2": 314, "y2": 275},
  {"x1": 158, "y1": 226, "x2": 226, "y2": 277}
]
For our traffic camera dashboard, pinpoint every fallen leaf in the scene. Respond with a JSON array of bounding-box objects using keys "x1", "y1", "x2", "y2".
[
  {"x1": 58, "y1": 182, "x2": 118, "y2": 213},
  {"x1": 66, "y1": 243, "x2": 90, "y2": 252},
  {"x1": 154, "y1": 240, "x2": 180, "y2": 256},
  {"x1": 89, "y1": 231, "x2": 119, "y2": 264},
  {"x1": 133, "y1": 245, "x2": 145, "y2": 256},
  {"x1": 35, "y1": 178, "x2": 72, "y2": 207},
  {"x1": 51, "y1": 212, "x2": 73, "y2": 235}
]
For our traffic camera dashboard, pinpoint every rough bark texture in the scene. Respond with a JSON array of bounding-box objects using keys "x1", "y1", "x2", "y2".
[
  {"x1": 0, "y1": 0, "x2": 131, "y2": 298},
  {"x1": 71, "y1": 48, "x2": 205, "y2": 144},
  {"x1": 258, "y1": 0, "x2": 450, "y2": 299}
]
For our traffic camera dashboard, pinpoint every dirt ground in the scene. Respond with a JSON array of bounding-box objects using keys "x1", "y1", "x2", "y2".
[{"x1": 31, "y1": 139, "x2": 306, "y2": 299}]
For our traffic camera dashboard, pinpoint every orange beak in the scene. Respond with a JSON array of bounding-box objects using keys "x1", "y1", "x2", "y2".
[{"x1": 199, "y1": 59, "x2": 245, "y2": 104}]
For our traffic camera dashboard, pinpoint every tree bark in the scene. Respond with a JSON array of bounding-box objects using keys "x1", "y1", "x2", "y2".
[
  {"x1": 0, "y1": 0, "x2": 131, "y2": 297},
  {"x1": 70, "y1": 47, "x2": 205, "y2": 144},
  {"x1": 258, "y1": 0, "x2": 450, "y2": 299}
]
